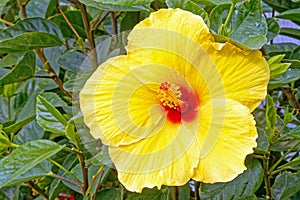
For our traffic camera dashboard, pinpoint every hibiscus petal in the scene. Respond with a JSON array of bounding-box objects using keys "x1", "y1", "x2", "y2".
[
  {"x1": 193, "y1": 98, "x2": 257, "y2": 183},
  {"x1": 208, "y1": 42, "x2": 269, "y2": 111},
  {"x1": 80, "y1": 56, "x2": 157, "y2": 146},
  {"x1": 109, "y1": 121, "x2": 200, "y2": 192},
  {"x1": 126, "y1": 8, "x2": 213, "y2": 52}
]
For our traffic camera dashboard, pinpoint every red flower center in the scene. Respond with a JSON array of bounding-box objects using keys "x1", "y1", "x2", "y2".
[{"x1": 157, "y1": 82, "x2": 199, "y2": 124}]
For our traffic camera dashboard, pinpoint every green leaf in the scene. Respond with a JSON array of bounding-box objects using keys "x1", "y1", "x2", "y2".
[
  {"x1": 79, "y1": 0, "x2": 152, "y2": 11},
  {"x1": 193, "y1": 0, "x2": 231, "y2": 6},
  {"x1": 0, "y1": 185, "x2": 20, "y2": 200},
  {"x1": 40, "y1": 92, "x2": 68, "y2": 108},
  {"x1": 209, "y1": 3, "x2": 231, "y2": 33},
  {"x1": 286, "y1": 126, "x2": 300, "y2": 139},
  {"x1": 36, "y1": 95, "x2": 67, "y2": 135},
  {"x1": 268, "y1": 69, "x2": 300, "y2": 89},
  {"x1": 90, "y1": 0, "x2": 152, "y2": 6},
  {"x1": 271, "y1": 138, "x2": 300, "y2": 152},
  {"x1": 0, "y1": 51, "x2": 35, "y2": 86},
  {"x1": 166, "y1": 0, "x2": 209, "y2": 26},
  {"x1": 127, "y1": 187, "x2": 172, "y2": 200},
  {"x1": 0, "y1": 131, "x2": 11, "y2": 153},
  {"x1": 229, "y1": 0, "x2": 267, "y2": 49},
  {"x1": 0, "y1": 140, "x2": 64, "y2": 187},
  {"x1": 120, "y1": 12, "x2": 141, "y2": 32},
  {"x1": 268, "y1": 54, "x2": 291, "y2": 79},
  {"x1": 290, "y1": 46, "x2": 300, "y2": 60},
  {"x1": 265, "y1": 95, "x2": 277, "y2": 133},
  {"x1": 199, "y1": 158, "x2": 263, "y2": 199},
  {"x1": 276, "y1": 8, "x2": 300, "y2": 23},
  {"x1": 0, "y1": 18, "x2": 63, "y2": 53},
  {"x1": 280, "y1": 28, "x2": 300, "y2": 40},
  {"x1": 266, "y1": 43, "x2": 298, "y2": 57},
  {"x1": 63, "y1": 71, "x2": 93, "y2": 92},
  {"x1": 57, "y1": 50, "x2": 89, "y2": 72},
  {"x1": 262, "y1": 0, "x2": 300, "y2": 13},
  {"x1": 50, "y1": 11, "x2": 90, "y2": 38},
  {"x1": 256, "y1": 128, "x2": 269, "y2": 152},
  {"x1": 0, "y1": 53, "x2": 25, "y2": 67},
  {"x1": 271, "y1": 171, "x2": 300, "y2": 200},
  {"x1": 96, "y1": 188, "x2": 122, "y2": 200},
  {"x1": 278, "y1": 157, "x2": 300, "y2": 171},
  {"x1": 13, "y1": 120, "x2": 44, "y2": 144},
  {"x1": 26, "y1": 0, "x2": 51, "y2": 18},
  {"x1": 3, "y1": 83, "x2": 16, "y2": 98},
  {"x1": 266, "y1": 18, "x2": 280, "y2": 41},
  {"x1": 210, "y1": 0, "x2": 268, "y2": 49},
  {"x1": 3, "y1": 115, "x2": 36, "y2": 134},
  {"x1": 178, "y1": 183, "x2": 190, "y2": 200},
  {"x1": 65, "y1": 122, "x2": 80, "y2": 148},
  {"x1": 0, "y1": 0, "x2": 9, "y2": 14}
]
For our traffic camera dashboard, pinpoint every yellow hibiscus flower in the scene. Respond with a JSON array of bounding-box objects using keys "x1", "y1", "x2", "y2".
[{"x1": 80, "y1": 8, "x2": 269, "y2": 192}]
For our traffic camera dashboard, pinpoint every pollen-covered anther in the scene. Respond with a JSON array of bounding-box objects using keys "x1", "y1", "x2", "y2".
[{"x1": 157, "y1": 82, "x2": 182, "y2": 110}]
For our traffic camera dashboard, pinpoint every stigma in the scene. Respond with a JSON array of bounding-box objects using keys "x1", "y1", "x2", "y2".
[
  {"x1": 157, "y1": 82, "x2": 182, "y2": 110},
  {"x1": 157, "y1": 82, "x2": 199, "y2": 124}
]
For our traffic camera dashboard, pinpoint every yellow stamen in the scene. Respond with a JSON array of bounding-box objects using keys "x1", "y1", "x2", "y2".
[{"x1": 157, "y1": 82, "x2": 182, "y2": 109}]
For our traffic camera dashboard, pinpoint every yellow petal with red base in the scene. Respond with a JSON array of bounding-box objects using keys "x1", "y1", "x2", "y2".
[{"x1": 193, "y1": 98, "x2": 257, "y2": 182}]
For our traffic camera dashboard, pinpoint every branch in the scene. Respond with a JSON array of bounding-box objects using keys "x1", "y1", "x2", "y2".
[
  {"x1": 17, "y1": 0, "x2": 27, "y2": 18},
  {"x1": 282, "y1": 88, "x2": 300, "y2": 111},
  {"x1": 77, "y1": 150, "x2": 89, "y2": 195},
  {"x1": 194, "y1": 181, "x2": 200, "y2": 200},
  {"x1": 35, "y1": 49, "x2": 74, "y2": 99},
  {"x1": 50, "y1": 173, "x2": 83, "y2": 189},
  {"x1": 26, "y1": 181, "x2": 48, "y2": 200},
  {"x1": 172, "y1": 186, "x2": 178, "y2": 200},
  {"x1": 0, "y1": 18, "x2": 14, "y2": 26},
  {"x1": 151, "y1": 1, "x2": 159, "y2": 10},
  {"x1": 57, "y1": 7, "x2": 81, "y2": 41},
  {"x1": 77, "y1": 1, "x2": 98, "y2": 70},
  {"x1": 91, "y1": 10, "x2": 109, "y2": 32},
  {"x1": 110, "y1": 12, "x2": 118, "y2": 35}
]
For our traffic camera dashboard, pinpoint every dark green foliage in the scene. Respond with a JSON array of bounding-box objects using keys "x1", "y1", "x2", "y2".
[{"x1": 0, "y1": 0, "x2": 300, "y2": 199}]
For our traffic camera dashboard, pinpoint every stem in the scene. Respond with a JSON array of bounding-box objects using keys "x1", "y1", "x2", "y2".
[
  {"x1": 93, "y1": 167, "x2": 106, "y2": 200},
  {"x1": 77, "y1": 150, "x2": 89, "y2": 195},
  {"x1": 35, "y1": 49, "x2": 74, "y2": 99},
  {"x1": 77, "y1": 1, "x2": 98, "y2": 70},
  {"x1": 269, "y1": 140, "x2": 300, "y2": 172},
  {"x1": 172, "y1": 186, "x2": 178, "y2": 200},
  {"x1": 110, "y1": 12, "x2": 118, "y2": 35},
  {"x1": 271, "y1": 167, "x2": 289, "y2": 176},
  {"x1": 0, "y1": 18, "x2": 14, "y2": 26},
  {"x1": 26, "y1": 181, "x2": 48, "y2": 199},
  {"x1": 194, "y1": 181, "x2": 200, "y2": 200},
  {"x1": 17, "y1": 0, "x2": 27, "y2": 18},
  {"x1": 260, "y1": 46, "x2": 269, "y2": 56},
  {"x1": 282, "y1": 88, "x2": 300, "y2": 111},
  {"x1": 91, "y1": 11, "x2": 110, "y2": 32},
  {"x1": 86, "y1": 165, "x2": 104, "y2": 196},
  {"x1": 91, "y1": 10, "x2": 104, "y2": 30},
  {"x1": 10, "y1": 143, "x2": 19, "y2": 148},
  {"x1": 262, "y1": 153, "x2": 272, "y2": 199},
  {"x1": 50, "y1": 173, "x2": 82, "y2": 189},
  {"x1": 57, "y1": 6, "x2": 82, "y2": 41},
  {"x1": 223, "y1": 2, "x2": 235, "y2": 29},
  {"x1": 151, "y1": 1, "x2": 159, "y2": 10},
  {"x1": 48, "y1": 158, "x2": 82, "y2": 184}
]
